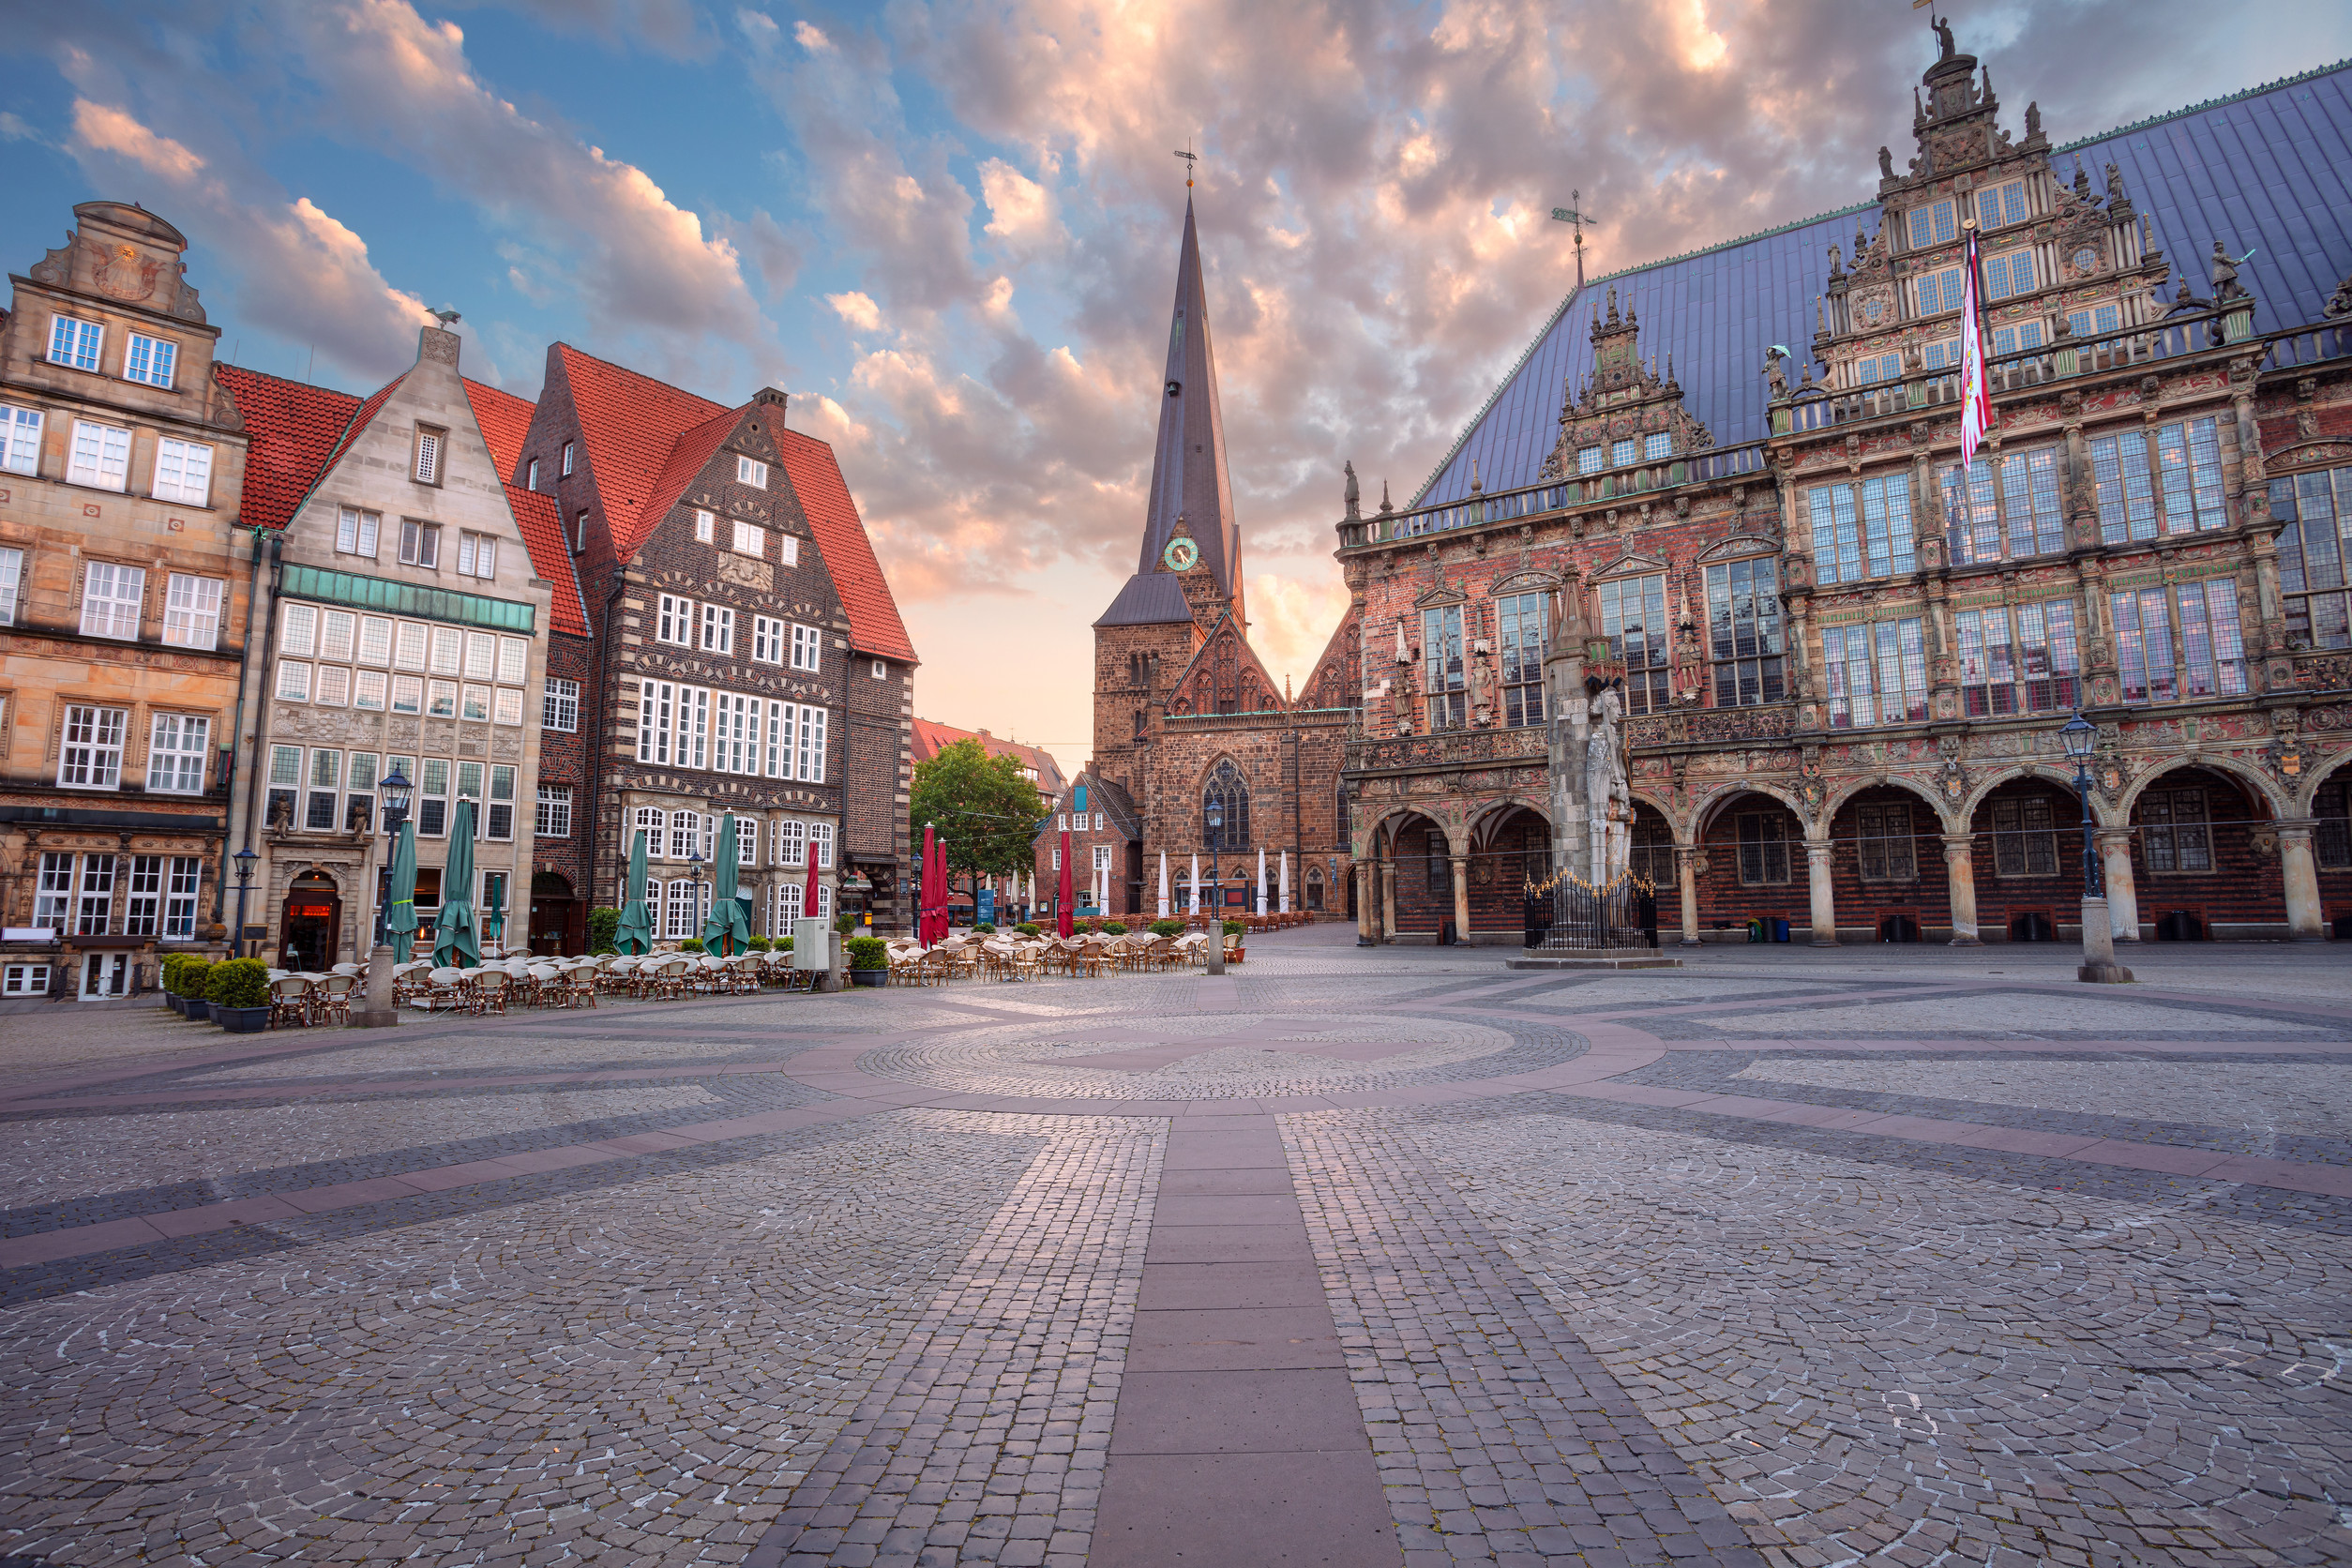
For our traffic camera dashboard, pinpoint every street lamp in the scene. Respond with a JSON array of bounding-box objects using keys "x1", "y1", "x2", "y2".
[
  {"x1": 231, "y1": 847, "x2": 259, "y2": 959},
  {"x1": 687, "y1": 848, "x2": 707, "y2": 946},
  {"x1": 2060, "y1": 712, "x2": 2132, "y2": 984},
  {"x1": 354, "y1": 762, "x2": 413, "y2": 1027}
]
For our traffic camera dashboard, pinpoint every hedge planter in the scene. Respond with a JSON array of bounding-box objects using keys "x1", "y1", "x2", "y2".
[
  {"x1": 165, "y1": 994, "x2": 187, "y2": 1018},
  {"x1": 849, "y1": 969, "x2": 889, "y2": 988},
  {"x1": 185, "y1": 1000, "x2": 211, "y2": 1022},
  {"x1": 213, "y1": 1004, "x2": 272, "y2": 1033}
]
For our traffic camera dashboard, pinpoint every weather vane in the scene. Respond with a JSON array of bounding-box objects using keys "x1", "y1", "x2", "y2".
[
  {"x1": 1174, "y1": 145, "x2": 1198, "y2": 189},
  {"x1": 1549, "y1": 188, "x2": 1597, "y2": 289}
]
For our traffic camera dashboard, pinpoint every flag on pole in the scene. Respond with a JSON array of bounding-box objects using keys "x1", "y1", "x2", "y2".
[{"x1": 1958, "y1": 226, "x2": 1993, "y2": 471}]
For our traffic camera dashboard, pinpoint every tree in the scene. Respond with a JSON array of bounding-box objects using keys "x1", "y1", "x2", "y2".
[{"x1": 910, "y1": 738, "x2": 1047, "y2": 914}]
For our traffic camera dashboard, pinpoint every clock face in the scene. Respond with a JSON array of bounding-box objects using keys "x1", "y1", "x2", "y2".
[
  {"x1": 2073, "y1": 246, "x2": 2098, "y2": 273},
  {"x1": 1163, "y1": 537, "x2": 1200, "y2": 572}
]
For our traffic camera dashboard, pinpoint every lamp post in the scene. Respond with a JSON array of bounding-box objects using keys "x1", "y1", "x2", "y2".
[
  {"x1": 231, "y1": 847, "x2": 259, "y2": 960},
  {"x1": 687, "y1": 849, "x2": 706, "y2": 947},
  {"x1": 2060, "y1": 713, "x2": 2132, "y2": 984},
  {"x1": 1203, "y1": 797, "x2": 1226, "y2": 972},
  {"x1": 354, "y1": 763, "x2": 412, "y2": 1027}
]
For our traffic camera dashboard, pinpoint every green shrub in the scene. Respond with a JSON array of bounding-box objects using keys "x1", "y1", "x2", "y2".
[
  {"x1": 777, "y1": 935, "x2": 793, "y2": 952},
  {"x1": 846, "y1": 936, "x2": 888, "y2": 970},
  {"x1": 678, "y1": 937, "x2": 705, "y2": 954},
  {"x1": 587, "y1": 906, "x2": 619, "y2": 953},
  {"x1": 836, "y1": 911, "x2": 859, "y2": 935},
  {"x1": 160, "y1": 953, "x2": 191, "y2": 995},
  {"x1": 1222, "y1": 919, "x2": 1245, "y2": 937},
  {"x1": 177, "y1": 959, "x2": 215, "y2": 1001},
  {"x1": 973, "y1": 921, "x2": 996, "y2": 934},
  {"x1": 1149, "y1": 919, "x2": 1184, "y2": 938},
  {"x1": 1104, "y1": 922, "x2": 1128, "y2": 935},
  {"x1": 207, "y1": 957, "x2": 272, "y2": 1010},
  {"x1": 746, "y1": 935, "x2": 773, "y2": 952},
  {"x1": 1016, "y1": 922, "x2": 1041, "y2": 937}
]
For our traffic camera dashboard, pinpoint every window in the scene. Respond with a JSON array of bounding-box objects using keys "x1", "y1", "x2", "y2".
[
  {"x1": 80, "y1": 562, "x2": 144, "y2": 639},
  {"x1": 1422, "y1": 604, "x2": 1466, "y2": 731},
  {"x1": 665, "y1": 879, "x2": 702, "y2": 940},
  {"x1": 315, "y1": 665, "x2": 352, "y2": 707},
  {"x1": 417, "y1": 759, "x2": 449, "y2": 837},
  {"x1": 1856, "y1": 802, "x2": 1917, "y2": 882},
  {"x1": 2088, "y1": 418, "x2": 2224, "y2": 544},
  {"x1": 2273, "y1": 468, "x2": 2352, "y2": 648},
  {"x1": 0, "y1": 546, "x2": 21, "y2": 624},
  {"x1": 487, "y1": 765, "x2": 516, "y2": 840},
  {"x1": 1496, "y1": 592, "x2": 1547, "y2": 727},
  {"x1": 74, "y1": 853, "x2": 116, "y2": 935},
  {"x1": 493, "y1": 686, "x2": 523, "y2": 726},
  {"x1": 161, "y1": 573, "x2": 222, "y2": 650},
  {"x1": 543, "y1": 677, "x2": 580, "y2": 731},
  {"x1": 763, "y1": 701, "x2": 793, "y2": 776},
  {"x1": 1806, "y1": 475, "x2": 1916, "y2": 584},
  {"x1": 775, "y1": 819, "x2": 807, "y2": 867},
  {"x1": 1642, "y1": 431, "x2": 1671, "y2": 462},
  {"x1": 701, "y1": 604, "x2": 734, "y2": 654},
  {"x1": 337, "y1": 507, "x2": 381, "y2": 558},
  {"x1": 638, "y1": 679, "x2": 675, "y2": 763},
  {"x1": 306, "y1": 747, "x2": 342, "y2": 830},
  {"x1": 49, "y1": 314, "x2": 103, "y2": 371},
  {"x1": 1907, "y1": 199, "x2": 1955, "y2": 249},
  {"x1": 1, "y1": 404, "x2": 40, "y2": 475},
  {"x1": 312, "y1": 609, "x2": 353, "y2": 664},
  {"x1": 277, "y1": 661, "x2": 313, "y2": 702},
  {"x1": 1705, "y1": 558, "x2": 1784, "y2": 707},
  {"x1": 1610, "y1": 438, "x2": 1637, "y2": 467},
  {"x1": 153, "y1": 439, "x2": 213, "y2": 505},
  {"x1": 790, "y1": 622, "x2": 822, "y2": 671},
  {"x1": 2175, "y1": 580, "x2": 2249, "y2": 699},
  {"x1": 1596, "y1": 574, "x2": 1668, "y2": 715},
  {"x1": 561, "y1": 441, "x2": 574, "y2": 476},
  {"x1": 456, "y1": 630, "x2": 491, "y2": 680},
  {"x1": 715, "y1": 691, "x2": 753, "y2": 773},
  {"x1": 2141, "y1": 786, "x2": 2212, "y2": 873},
  {"x1": 165, "y1": 856, "x2": 203, "y2": 940},
  {"x1": 427, "y1": 678, "x2": 457, "y2": 718},
  {"x1": 2, "y1": 965, "x2": 50, "y2": 997},
  {"x1": 795, "y1": 703, "x2": 827, "y2": 782},
  {"x1": 1093, "y1": 843, "x2": 1113, "y2": 873},
  {"x1": 780, "y1": 535, "x2": 800, "y2": 567},
  {"x1": 355, "y1": 670, "x2": 387, "y2": 710},
  {"x1": 1920, "y1": 340, "x2": 1958, "y2": 371},
  {"x1": 737, "y1": 456, "x2": 768, "y2": 489},
  {"x1": 1990, "y1": 322, "x2": 2046, "y2": 357},
  {"x1": 734, "y1": 818, "x2": 760, "y2": 866},
  {"x1": 400, "y1": 520, "x2": 442, "y2": 567},
  {"x1": 428, "y1": 626, "x2": 462, "y2": 675},
  {"x1": 669, "y1": 808, "x2": 704, "y2": 862},
  {"x1": 1955, "y1": 599, "x2": 2080, "y2": 716},
  {"x1": 693, "y1": 508, "x2": 715, "y2": 543},
  {"x1": 1823, "y1": 619, "x2": 1927, "y2": 728},
  {"x1": 1576, "y1": 446, "x2": 1603, "y2": 475},
  {"x1": 264, "y1": 744, "x2": 302, "y2": 828},
  {"x1": 146, "y1": 713, "x2": 209, "y2": 792},
  {"x1": 391, "y1": 673, "x2": 422, "y2": 715},
  {"x1": 68, "y1": 420, "x2": 130, "y2": 490},
  {"x1": 811, "y1": 820, "x2": 837, "y2": 871},
  {"x1": 2314, "y1": 781, "x2": 2349, "y2": 869},
  {"x1": 56, "y1": 704, "x2": 127, "y2": 788},
  {"x1": 2067, "y1": 304, "x2": 2121, "y2": 339},
  {"x1": 2111, "y1": 587, "x2": 2176, "y2": 704},
  {"x1": 753, "y1": 615, "x2": 784, "y2": 663},
  {"x1": 527, "y1": 458, "x2": 539, "y2": 490},
  {"x1": 1915, "y1": 267, "x2": 1964, "y2": 316},
  {"x1": 733, "y1": 519, "x2": 764, "y2": 555},
  {"x1": 574, "y1": 512, "x2": 590, "y2": 553},
  {"x1": 1974, "y1": 181, "x2": 2028, "y2": 231},
  {"x1": 34, "y1": 853, "x2": 74, "y2": 929},
  {"x1": 1853, "y1": 353, "x2": 1903, "y2": 386},
  {"x1": 1981, "y1": 249, "x2": 2036, "y2": 302},
  {"x1": 678, "y1": 686, "x2": 711, "y2": 770},
  {"x1": 449, "y1": 532, "x2": 493, "y2": 579},
  {"x1": 393, "y1": 620, "x2": 428, "y2": 671},
  {"x1": 872, "y1": 659, "x2": 887, "y2": 680},
  {"x1": 658, "y1": 594, "x2": 693, "y2": 645},
  {"x1": 1203, "y1": 759, "x2": 1251, "y2": 851},
  {"x1": 535, "y1": 782, "x2": 573, "y2": 840},
  {"x1": 1736, "y1": 812, "x2": 1791, "y2": 884},
  {"x1": 1942, "y1": 446, "x2": 2064, "y2": 565},
  {"x1": 1991, "y1": 797, "x2": 2058, "y2": 877},
  {"x1": 414, "y1": 426, "x2": 445, "y2": 484},
  {"x1": 346, "y1": 752, "x2": 378, "y2": 835},
  {"x1": 461, "y1": 684, "x2": 490, "y2": 722}
]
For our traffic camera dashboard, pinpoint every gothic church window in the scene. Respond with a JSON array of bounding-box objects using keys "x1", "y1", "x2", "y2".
[
  {"x1": 1496, "y1": 592, "x2": 1547, "y2": 727},
  {"x1": 1422, "y1": 605, "x2": 1466, "y2": 731},
  {"x1": 1202, "y1": 760, "x2": 1249, "y2": 852},
  {"x1": 1597, "y1": 575, "x2": 1669, "y2": 716},
  {"x1": 1704, "y1": 560, "x2": 1783, "y2": 707}
]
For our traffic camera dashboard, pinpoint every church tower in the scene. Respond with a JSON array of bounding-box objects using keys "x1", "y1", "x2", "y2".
[{"x1": 1092, "y1": 197, "x2": 1244, "y2": 787}]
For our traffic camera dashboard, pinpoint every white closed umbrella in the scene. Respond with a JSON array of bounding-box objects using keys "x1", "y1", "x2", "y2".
[
  {"x1": 1279, "y1": 851, "x2": 1289, "y2": 914},
  {"x1": 1190, "y1": 853, "x2": 1200, "y2": 916},
  {"x1": 1256, "y1": 849, "x2": 1267, "y2": 917},
  {"x1": 1158, "y1": 852, "x2": 1169, "y2": 917}
]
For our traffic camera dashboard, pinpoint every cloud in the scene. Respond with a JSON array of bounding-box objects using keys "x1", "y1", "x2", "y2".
[
  {"x1": 826, "y1": 291, "x2": 883, "y2": 331},
  {"x1": 70, "y1": 100, "x2": 205, "y2": 179},
  {"x1": 794, "y1": 19, "x2": 834, "y2": 53},
  {"x1": 979, "y1": 158, "x2": 1059, "y2": 248}
]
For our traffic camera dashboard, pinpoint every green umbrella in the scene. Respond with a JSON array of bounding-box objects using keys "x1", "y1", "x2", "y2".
[
  {"x1": 703, "y1": 814, "x2": 749, "y2": 956},
  {"x1": 615, "y1": 829, "x2": 654, "y2": 955},
  {"x1": 433, "y1": 799, "x2": 481, "y2": 968},
  {"x1": 385, "y1": 820, "x2": 419, "y2": 962}
]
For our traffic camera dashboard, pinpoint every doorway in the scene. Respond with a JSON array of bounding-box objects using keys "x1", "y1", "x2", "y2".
[
  {"x1": 531, "y1": 871, "x2": 578, "y2": 957},
  {"x1": 280, "y1": 869, "x2": 341, "y2": 971},
  {"x1": 79, "y1": 951, "x2": 130, "y2": 999}
]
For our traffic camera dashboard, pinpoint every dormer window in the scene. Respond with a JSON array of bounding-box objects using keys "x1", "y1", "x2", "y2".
[
  {"x1": 1974, "y1": 181, "x2": 2028, "y2": 230},
  {"x1": 737, "y1": 456, "x2": 768, "y2": 489},
  {"x1": 1609, "y1": 438, "x2": 1637, "y2": 467},
  {"x1": 1576, "y1": 446, "x2": 1603, "y2": 475},
  {"x1": 1907, "y1": 199, "x2": 1956, "y2": 249},
  {"x1": 1643, "y1": 432, "x2": 1671, "y2": 461},
  {"x1": 1854, "y1": 353, "x2": 1903, "y2": 385}
]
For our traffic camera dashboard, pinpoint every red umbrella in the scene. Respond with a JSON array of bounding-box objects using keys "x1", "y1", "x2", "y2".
[
  {"x1": 1056, "y1": 826, "x2": 1074, "y2": 938},
  {"x1": 804, "y1": 824, "x2": 822, "y2": 921},
  {"x1": 920, "y1": 822, "x2": 937, "y2": 944}
]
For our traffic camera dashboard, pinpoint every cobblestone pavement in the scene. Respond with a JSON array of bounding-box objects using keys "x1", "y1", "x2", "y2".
[{"x1": 0, "y1": 927, "x2": 2346, "y2": 1567}]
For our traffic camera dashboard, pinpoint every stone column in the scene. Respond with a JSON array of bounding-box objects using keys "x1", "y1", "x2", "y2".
[
  {"x1": 1805, "y1": 838, "x2": 1838, "y2": 946},
  {"x1": 2095, "y1": 829, "x2": 2140, "y2": 942},
  {"x1": 1355, "y1": 860, "x2": 1375, "y2": 944},
  {"x1": 1380, "y1": 859, "x2": 1397, "y2": 943},
  {"x1": 1676, "y1": 845, "x2": 1702, "y2": 948},
  {"x1": 1942, "y1": 834, "x2": 1980, "y2": 945},
  {"x1": 1450, "y1": 853, "x2": 1471, "y2": 944},
  {"x1": 2278, "y1": 821, "x2": 2325, "y2": 942}
]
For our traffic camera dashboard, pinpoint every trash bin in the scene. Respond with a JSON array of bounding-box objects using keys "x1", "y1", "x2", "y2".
[
  {"x1": 1746, "y1": 917, "x2": 1765, "y2": 942},
  {"x1": 1439, "y1": 919, "x2": 1457, "y2": 946},
  {"x1": 1772, "y1": 917, "x2": 1791, "y2": 942}
]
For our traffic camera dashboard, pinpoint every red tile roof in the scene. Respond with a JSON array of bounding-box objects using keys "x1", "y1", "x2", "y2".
[
  {"x1": 777, "y1": 427, "x2": 917, "y2": 664},
  {"x1": 505, "y1": 483, "x2": 590, "y2": 638},
  {"x1": 617, "y1": 405, "x2": 739, "y2": 561},
  {"x1": 912, "y1": 719, "x2": 1063, "y2": 791},
  {"x1": 318, "y1": 371, "x2": 409, "y2": 483},
  {"x1": 215, "y1": 364, "x2": 362, "y2": 532},
  {"x1": 464, "y1": 377, "x2": 535, "y2": 483},
  {"x1": 551, "y1": 341, "x2": 726, "y2": 532}
]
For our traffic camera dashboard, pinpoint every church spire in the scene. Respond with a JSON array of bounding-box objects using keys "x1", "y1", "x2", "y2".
[{"x1": 1140, "y1": 200, "x2": 1240, "y2": 605}]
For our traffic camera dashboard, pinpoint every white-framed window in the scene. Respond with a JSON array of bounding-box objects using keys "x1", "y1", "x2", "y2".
[
  {"x1": 763, "y1": 700, "x2": 793, "y2": 776},
  {"x1": 809, "y1": 821, "x2": 834, "y2": 869},
  {"x1": 319, "y1": 609, "x2": 355, "y2": 663},
  {"x1": 68, "y1": 420, "x2": 130, "y2": 490},
  {"x1": 1806, "y1": 475, "x2": 1917, "y2": 585},
  {"x1": 1822, "y1": 620, "x2": 1928, "y2": 730},
  {"x1": 315, "y1": 664, "x2": 351, "y2": 707},
  {"x1": 1915, "y1": 267, "x2": 1964, "y2": 316},
  {"x1": 775, "y1": 819, "x2": 807, "y2": 867},
  {"x1": 123, "y1": 333, "x2": 177, "y2": 388},
  {"x1": 80, "y1": 561, "x2": 144, "y2": 639},
  {"x1": 1907, "y1": 198, "x2": 1955, "y2": 249},
  {"x1": 637, "y1": 679, "x2": 675, "y2": 764},
  {"x1": 536, "y1": 784, "x2": 572, "y2": 838},
  {"x1": 463, "y1": 630, "x2": 496, "y2": 680},
  {"x1": 714, "y1": 691, "x2": 753, "y2": 774},
  {"x1": 497, "y1": 636, "x2": 528, "y2": 685},
  {"x1": 0, "y1": 546, "x2": 22, "y2": 625},
  {"x1": 669, "y1": 808, "x2": 706, "y2": 862},
  {"x1": 460, "y1": 684, "x2": 490, "y2": 721},
  {"x1": 58, "y1": 704, "x2": 127, "y2": 788},
  {"x1": 1957, "y1": 599, "x2": 2082, "y2": 717},
  {"x1": 561, "y1": 440, "x2": 575, "y2": 476},
  {"x1": 429, "y1": 626, "x2": 462, "y2": 675},
  {"x1": 48, "y1": 314, "x2": 103, "y2": 372},
  {"x1": 164, "y1": 856, "x2": 203, "y2": 939},
  {"x1": 737, "y1": 456, "x2": 768, "y2": 489},
  {"x1": 573, "y1": 511, "x2": 590, "y2": 553},
  {"x1": 162, "y1": 573, "x2": 223, "y2": 649},
  {"x1": 304, "y1": 747, "x2": 343, "y2": 831},
  {"x1": 796, "y1": 704, "x2": 827, "y2": 782},
  {"x1": 337, "y1": 507, "x2": 381, "y2": 558},
  {"x1": 152, "y1": 438, "x2": 213, "y2": 505},
  {"x1": 391, "y1": 673, "x2": 423, "y2": 714},
  {"x1": 486, "y1": 765, "x2": 517, "y2": 839},
  {"x1": 753, "y1": 615, "x2": 784, "y2": 663},
  {"x1": 415, "y1": 758, "x2": 449, "y2": 837},
  {"x1": 657, "y1": 594, "x2": 693, "y2": 645},
  {"x1": 1642, "y1": 431, "x2": 1670, "y2": 461},
  {"x1": 146, "y1": 712, "x2": 210, "y2": 792},
  {"x1": 1051, "y1": 846, "x2": 1062, "y2": 871},
  {"x1": 34, "y1": 852, "x2": 74, "y2": 929},
  {"x1": 526, "y1": 458, "x2": 540, "y2": 490},
  {"x1": 1092, "y1": 843, "x2": 1112, "y2": 872},
  {"x1": 676, "y1": 686, "x2": 710, "y2": 770},
  {"x1": 354, "y1": 670, "x2": 388, "y2": 710},
  {"x1": 694, "y1": 508, "x2": 715, "y2": 543},
  {"x1": 736, "y1": 819, "x2": 760, "y2": 865},
  {"x1": 426, "y1": 678, "x2": 457, "y2": 718},
  {"x1": 456, "y1": 532, "x2": 496, "y2": 579},
  {"x1": 493, "y1": 686, "x2": 524, "y2": 726},
  {"x1": 0, "y1": 404, "x2": 40, "y2": 475},
  {"x1": 281, "y1": 601, "x2": 318, "y2": 656},
  {"x1": 665, "y1": 879, "x2": 705, "y2": 940},
  {"x1": 1576, "y1": 445, "x2": 1603, "y2": 475},
  {"x1": 3, "y1": 964, "x2": 52, "y2": 996},
  {"x1": 1609, "y1": 438, "x2": 1636, "y2": 467},
  {"x1": 400, "y1": 520, "x2": 441, "y2": 567},
  {"x1": 779, "y1": 535, "x2": 800, "y2": 566},
  {"x1": 125, "y1": 855, "x2": 167, "y2": 937},
  {"x1": 790, "y1": 622, "x2": 821, "y2": 672},
  {"x1": 732, "y1": 519, "x2": 764, "y2": 555},
  {"x1": 1981, "y1": 249, "x2": 2036, "y2": 302},
  {"x1": 632, "y1": 806, "x2": 666, "y2": 853},
  {"x1": 871, "y1": 659, "x2": 887, "y2": 680},
  {"x1": 277, "y1": 661, "x2": 313, "y2": 701},
  {"x1": 543, "y1": 677, "x2": 580, "y2": 731},
  {"x1": 73, "y1": 852, "x2": 116, "y2": 934},
  {"x1": 393, "y1": 620, "x2": 428, "y2": 671},
  {"x1": 1974, "y1": 180, "x2": 2028, "y2": 231},
  {"x1": 414, "y1": 425, "x2": 445, "y2": 485},
  {"x1": 701, "y1": 604, "x2": 734, "y2": 654}
]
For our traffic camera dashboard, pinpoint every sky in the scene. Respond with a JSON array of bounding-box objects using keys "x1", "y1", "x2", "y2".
[{"x1": 4, "y1": 0, "x2": 2347, "y2": 778}]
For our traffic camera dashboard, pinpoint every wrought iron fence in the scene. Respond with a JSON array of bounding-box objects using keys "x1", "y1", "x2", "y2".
[{"x1": 1525, "y1": 868, "x2": 1658, "y2": 951}]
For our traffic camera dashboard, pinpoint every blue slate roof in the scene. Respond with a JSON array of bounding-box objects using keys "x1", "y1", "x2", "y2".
[{"x1": 1414, "y1": 60, "x2": 2352, "y2": 508}]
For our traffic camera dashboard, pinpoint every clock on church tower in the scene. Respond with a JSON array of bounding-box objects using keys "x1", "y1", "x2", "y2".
[{"x1": 1162, "y1": 536, "x2": 1199, "y2": 572}]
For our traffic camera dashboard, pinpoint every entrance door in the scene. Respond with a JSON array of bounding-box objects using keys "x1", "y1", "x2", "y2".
[
  {"x1": 79, "y1": 952, "x2": 129, "y2": 998},
  {"x1": 280, "y1": 871, "x2": 341, "y2": 971}
]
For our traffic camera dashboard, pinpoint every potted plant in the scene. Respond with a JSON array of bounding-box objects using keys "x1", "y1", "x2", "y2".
[
  {"x1": 679, "y1": 937, "x2": 705, "y2": 954},
  {"x1": 160, "y1": 954, "x2": 188, "y2": 1015},
  {"x1": 207, "y1": 957, "x2": 273, "y2": 1033},
  {"x1": 746, "y1": 935, "x2": 773, "y2": 952},
  {"x1": 177, "y1": 958, "x2": 216, "y2": 1021},
  {"x1": 1104, "y1": 922, "x2": 1127, "y2": 936},
  {"x1": 1150, "y1": 918, "x2": 1184, "y2": 939},
  {"x1": 846, "y1": 935, "x2": 889, "y2": 987},
  {"x1": 1222, "y1": 918, "x2": 1246, "y2": 964},
  {"x1": 1016, "y1": 922, "x2": 1041, "y2": 938},
  {"x1": 587, "y1": 906, "x2": 619, "y2": 954}
]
